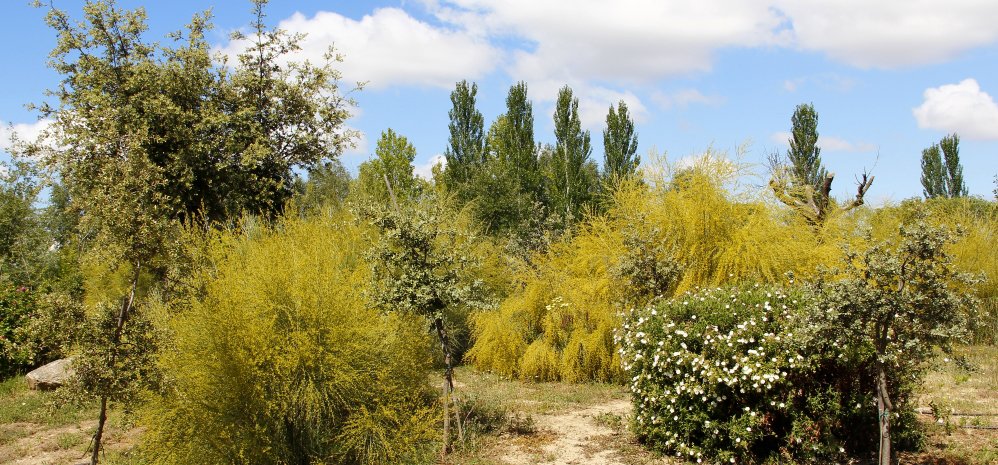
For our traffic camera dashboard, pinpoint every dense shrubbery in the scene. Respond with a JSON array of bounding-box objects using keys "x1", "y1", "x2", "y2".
[
  {"x1": 620, "y1": 285, "x2": 878, "y2": 463},
  {"x1": 140, "y1": 211, "x2": 440, "y2": 465},
  {"x1": 468, "y1": 158, "x2": 854, "y2": 383},
  {"x1": 621, "y1": 218, "x2": 972, "y2": 464}
]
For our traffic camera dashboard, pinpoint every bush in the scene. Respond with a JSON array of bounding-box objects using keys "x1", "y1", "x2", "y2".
[
  {"x1": 0, "y1": 282, "x2": 36, "y2": 377},
  {"x1": 619, "y1": 284, "x2": 910, "y2": 464},
  {"x1": 140, "y1": 211, "x2": 440, "y2": 465}
]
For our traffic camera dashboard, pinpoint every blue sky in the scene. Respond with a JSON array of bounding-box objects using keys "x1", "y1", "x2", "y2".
[{"x1": 3, "y1": 0, "x2": 997, "y2": 202}]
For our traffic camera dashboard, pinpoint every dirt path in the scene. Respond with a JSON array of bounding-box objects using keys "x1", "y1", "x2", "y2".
[{"x1": 500, "y1": 399, "x2": 662, "y2": 465}]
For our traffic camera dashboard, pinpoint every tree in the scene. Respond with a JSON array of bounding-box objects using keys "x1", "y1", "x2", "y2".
[
  {"x1": 809, "y1": 219, "x2": 974, "y2": 465},
  {"x1": 602, "y1": 100, "x2": 639, "y2": 181},
  {"x1": 443, "y1": 80, "x2": 485, "y2": 200},
  {"x1": 770, "y1": 103, "x2": 872, "y2": 225},
  {"x1": 940, "y1": 133, "x2": 968, "y2": 198},
  {"x1": 787, "y1": 103, "x2": 827, "y2": 193},
  {"x1": 470, "y1": 82, "x2": 542, "y2": 238},
  {"x1": 296, "y1": 159, "x2": 351, "y2": 213},
  {"x1": 544, "y1": 85, "x2": 598, "y2": 226},
  {"x1": 367, "y1": 198, "x2": 487, "y2": 455},
  {"x1": 28, "y1": 1, "x2": 358, "y2": 461},
  {"x1": 356, "y1": 128, "x2": 420, "y2": 204},
  {"x1": 920, "y1": 144, "x2": 946, "y2": 198}
]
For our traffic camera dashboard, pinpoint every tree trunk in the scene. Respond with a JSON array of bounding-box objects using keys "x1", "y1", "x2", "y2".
[
  {"x1": 876, "y1": 364, "x2": 894, "y2": 465},
  {"x1": 90, "y1": 264, "x2": 139, "y2": 465},
  {"x1": 434, "y1": 317, "x2": 454, "y2": 455}
]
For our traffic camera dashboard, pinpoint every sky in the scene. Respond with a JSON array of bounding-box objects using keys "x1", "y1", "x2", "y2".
[{"x1": 2, "y1": 0, "x2": 997, "y2": 202}]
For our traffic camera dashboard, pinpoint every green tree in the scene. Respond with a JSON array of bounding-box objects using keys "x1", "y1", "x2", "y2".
[
  {"x1": 787, "y1": 103, "x2": 827, "y2": 192},
  {"x1": 296, "y1": 159, "x2": 351, "y2": 213},
  {"x1": 471, "y1": 83, "x2": 542, "y2": 238},
  {"x1": 808, "y1": 219, "x2": 974, "y2": 465},
  {"x1": 443, "y1": 80, "x2": 485, "y2": 201},
  {"x1": 940, "y1": 133, "x2": 968, "y2": 198},
  {"x1": 920, "y1": 144, "x2": 946, "y2": 198},
  {"x1": 356, "y1": 128, "x2": 420, "y2": 204},
  {"x1": 367, "y1": 198, "x2": 487, "y2": 455},
  {"x1": 28, "y1": 1, "x2": 358, "y2": 461},
  {"x1": 544, "y1": 85, "x2": 598, "y2": 226},
  {"x1": 602, "y1": 100, "x2": 639, "y2": 181}
]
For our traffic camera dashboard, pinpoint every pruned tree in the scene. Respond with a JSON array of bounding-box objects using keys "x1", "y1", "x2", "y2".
[{"x1": 770, "y1": 103, "x2": 872, "y2": 225}]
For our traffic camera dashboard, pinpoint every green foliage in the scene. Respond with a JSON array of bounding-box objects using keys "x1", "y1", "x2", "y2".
[
  {"x1": 356, "y1": 128, "x2": 421, "y2": 205},
  {"x1": 602, "y1": 100, "x2": 640, "y2": 183},
  {"x1": 443, "y1": 80, "x2": 486, "y2": 201},
  {"x1": 621, "y1": 285, "x2": 867, "y2": 463},
  {"x1": 142, "y1": 211, "x2": 438, "y2": 465},
  {"x1": 921, "y1": 134, "x2": 967, "y2": 199},
  {"x1": 543, "y1": 85, "x2": 599, "y2": 228},
  {"x1": 296, "y1": 159, "x2": 352, "y2": 214},
  {"x1": 0, "y1": 283, "x2": 36, "y2": 376},
  {"x1": 920, "y1": 144, "x2": 946, "y2": 198},
  {"x1": 468, "y1": 156, "x2": 850, "y2": 384},
  {"x1": 805, "y1": 217, "x2": 976, "y2": 462},
  {"x1": 786, "y1": 103, "x2": 827, "y2": 194},
  {"x1": 940, "y1": 134, "x2": 968, "y2": 198}
]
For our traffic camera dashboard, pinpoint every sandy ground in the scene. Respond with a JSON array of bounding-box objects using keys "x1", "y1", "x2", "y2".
[{"x1": 499, "y1": 399, "x2": 663, "y2": 465}]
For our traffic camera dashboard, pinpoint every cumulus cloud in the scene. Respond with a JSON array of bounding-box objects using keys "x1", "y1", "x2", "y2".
[
  {"x1": 217, "y1": 8, "x2": 500, "y2": 89},
  {"x1": 774, "y1": 0, "x2": 998, "y2": 68},
  {"x1": 652, "y1": 89, "x2": 725, "y2": 109},
  {"x1": 769, "y1": 131, "x2": 875, "y2": 153},
  {"x1": 414, "y1": 153, "x2": 446, "y2": 180},
  {"x1": 913, "y1": 78, "x2": 998, "y2": 140}
]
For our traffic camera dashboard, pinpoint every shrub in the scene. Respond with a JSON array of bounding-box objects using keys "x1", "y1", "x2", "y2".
[
  {"x1": 140, "y1": 211, "x2": 439, "y2": 465},
  {"x1": 0, "y1": 282, "x2": 36, "y2": 377},
  {"x1": 620, "y1": 285, "x2": 898, "y2": 464}
]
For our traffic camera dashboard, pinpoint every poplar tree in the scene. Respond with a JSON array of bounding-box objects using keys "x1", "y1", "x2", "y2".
[
  {"x1": 788, "y1": 103, "x2": 828, "y2": 195},
  {"x1": 443, "y1": 80, "x2": 485, "y2": 199},
  {"x1": 920, "y1": 144, "x2": 946, "y2": 198},
  {"x1": 545, "y1": 85, "x2": 597, "y2": 225},
  {"x1": 940, "y1": 133, "x2": 967, "y2": 198},
  {"x1": 603, "y1": 100, "x2": 639, "y2": 181}
]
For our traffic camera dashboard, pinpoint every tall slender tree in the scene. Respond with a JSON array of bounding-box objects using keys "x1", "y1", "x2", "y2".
[
  {"x1": 545, "y1": 85, "x2": 597, "y2": 225},
  {"x1": 443, "y1": 80, "x2": 485, "y2": 199},
  {"x1": 920, "y1": 144, "x2": 946, "y2": 198},
  {"x1": 940, "y1": 133, "x2": 968, "y2": 198},
  {"x1": 602, "y1": 100, "x2": 639, "y2": 181},
  {"x1": 787, "y1": 103, "x2": 828, "y2": 194}
]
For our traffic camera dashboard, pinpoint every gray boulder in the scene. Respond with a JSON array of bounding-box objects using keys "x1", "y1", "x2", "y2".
[{"x1": 26, "y1": 357, "x2": 74, "y2": 391}]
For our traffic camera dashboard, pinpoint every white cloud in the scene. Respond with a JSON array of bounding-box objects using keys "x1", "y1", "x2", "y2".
[
  {"x1": 432, "y1": 0, "x2": 788, "y2": 83},
  {"x1": 769, "y1": 131, "x2": 875, "y2": 152},
  {"x1": 0, "y1": 119, "x2": 53, "y2": 152},
  {"x1": 652, "y1": 89, "x2": 725, "y2": 109},
  {"x1": 217, "y1": 8, "x2": 500, "y2": 89},
  {"x1": 414, "y1": 153, "x2": 446, "y2": 180},
  {"x1": 774, "y1": 0, "x2": 998, "y2": 68},
  {"x1": 913, "y1": 78, "x2": 998, "y2": 140},
  {"x1": 527, "y1": 79, "x2": 648, "y2": 131}
]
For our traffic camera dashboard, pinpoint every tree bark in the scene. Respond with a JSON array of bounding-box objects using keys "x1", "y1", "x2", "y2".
[
  {"x1": 434, "y1": 317, "x2": 454, "y2": 455},
  {"x1": 876, "y1": 364, "x2": 894, "y2": 465}
]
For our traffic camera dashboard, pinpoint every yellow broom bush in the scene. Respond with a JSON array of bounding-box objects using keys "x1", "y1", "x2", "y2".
[{"x1": 141, "y1": 209, "x2": 439, "y2": 465}]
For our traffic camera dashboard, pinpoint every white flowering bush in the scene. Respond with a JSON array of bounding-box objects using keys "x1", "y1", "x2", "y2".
[{"x1": 619, "y1": 285, "x2": 868, "y2": 464}]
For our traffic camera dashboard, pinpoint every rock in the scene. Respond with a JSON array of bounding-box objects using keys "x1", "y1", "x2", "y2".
[{"x1": 25, "y1": 357, "x2": 74, "y2": 391}]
